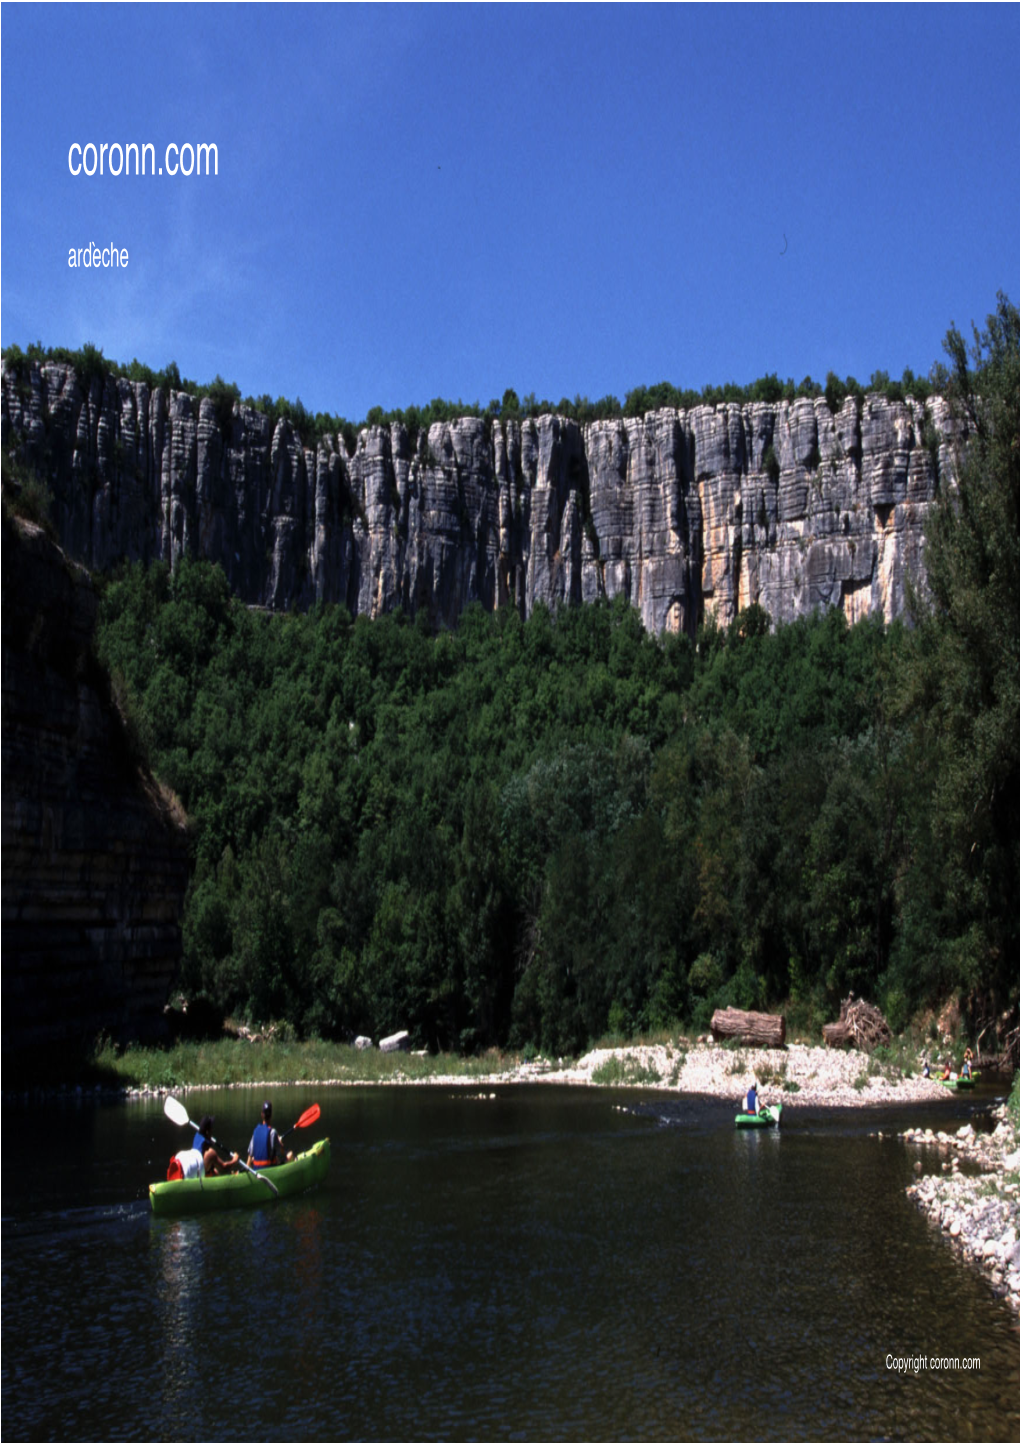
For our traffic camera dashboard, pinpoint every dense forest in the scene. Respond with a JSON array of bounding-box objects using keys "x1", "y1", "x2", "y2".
[{"x1": 81, "y1": 296, "x2": 1018, "y2": 1052}]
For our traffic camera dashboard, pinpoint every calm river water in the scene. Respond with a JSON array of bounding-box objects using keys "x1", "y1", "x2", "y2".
[{"x1": 3, "y1": 1085, "x2": 1019, "y2": 1442}]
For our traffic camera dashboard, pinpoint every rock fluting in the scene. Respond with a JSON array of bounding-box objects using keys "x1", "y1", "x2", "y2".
[
  {"x1": 2, "y1": 361, "x2": 959, "y2": 632},
  {"x1": 1, "y1": 511, "x2": 190, "y2": 1074}
]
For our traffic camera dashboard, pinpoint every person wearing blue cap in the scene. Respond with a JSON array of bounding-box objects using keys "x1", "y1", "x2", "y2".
[{"x1": 246, "y1": 1100, "x2": 294, "y2": 1169}]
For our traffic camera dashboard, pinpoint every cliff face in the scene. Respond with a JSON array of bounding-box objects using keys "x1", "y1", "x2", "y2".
[
  {"x1": 2, "y1": 511, "x2": 189, "y2": 1074},
  {"x1": 2, "y1": 361, "x2": 956, "y2": 633}
]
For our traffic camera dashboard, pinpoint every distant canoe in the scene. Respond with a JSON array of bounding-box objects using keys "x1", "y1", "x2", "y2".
[{"x1": 735, "y1": 1104, "x2": 782, "y2": 1129}]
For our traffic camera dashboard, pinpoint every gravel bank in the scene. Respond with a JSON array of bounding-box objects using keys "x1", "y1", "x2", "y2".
[
  {"x1": 514, "y1": 1039, "x2": 950, "y2": 1107},
  {"x1": 904, "y1": 1102, "x2": 1020, "y2": 1316}
]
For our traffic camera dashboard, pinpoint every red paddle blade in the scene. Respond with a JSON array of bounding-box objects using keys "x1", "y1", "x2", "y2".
[{"x1": 294, "y1": 1103, "x2": 320, "y2": 1129}]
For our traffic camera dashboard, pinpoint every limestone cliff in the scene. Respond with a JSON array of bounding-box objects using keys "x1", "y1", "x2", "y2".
[
  {"x1": 2, "y1": 361, "x2": 957, "y2": 634},
  {"x1": 2, "y1": 510, "x2": 189, "y2": 1075}
]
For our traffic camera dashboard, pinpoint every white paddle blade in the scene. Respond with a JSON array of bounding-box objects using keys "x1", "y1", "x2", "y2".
[{"x1": 164, "y1": 1096, "x2": 191, "y2": 1127}]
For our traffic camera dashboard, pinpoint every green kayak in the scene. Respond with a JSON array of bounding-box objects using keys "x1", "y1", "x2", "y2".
[
  {"x1": 938, "y1": 1076, "x2": 976, "y2": 1091},
  {"x1": 735, "y1": 1104, "x2": 782, "y2": 1129},
  {"x1": 150, "y1": 1139, "x2": 330, "y2": 1217}
]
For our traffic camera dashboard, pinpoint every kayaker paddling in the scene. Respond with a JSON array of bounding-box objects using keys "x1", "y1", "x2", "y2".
[
  {"x1": 167, "y1": 1114, "x2": 240, "y2": 1180},
  {"x1": 248, "y1": 1100, "x2": 294, "y2": 1169},
  {"x1": 194, "y1": 1114, "x2": 240, "y2": 1177},
  {"x1": 744, "y1": 1080, "x2": 759, "y2": 1116}
]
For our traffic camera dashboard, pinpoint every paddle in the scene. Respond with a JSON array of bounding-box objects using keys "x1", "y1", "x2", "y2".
[
  {"x1": 163, "y1": 1095, "x2": 279, "y2": 1199},
  {"x1": 279, "y1": 1103, "x2": 321, "y2": 1146}
]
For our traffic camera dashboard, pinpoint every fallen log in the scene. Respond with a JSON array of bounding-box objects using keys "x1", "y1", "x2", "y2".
[{"x1": 710, "y1": 1007, "x2": 786, "y2": 1047}]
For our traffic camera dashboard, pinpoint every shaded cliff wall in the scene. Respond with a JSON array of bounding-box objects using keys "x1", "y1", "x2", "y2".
[
  {"x1": 2, "y1": 511, "x2": 189, "y2": 1075},
  {"x1": 2, "y1": 361, "x2": 957, "y2": 634}
]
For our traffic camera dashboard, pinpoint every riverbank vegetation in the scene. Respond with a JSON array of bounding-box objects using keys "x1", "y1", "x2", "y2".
[
  {"x1": 84, "y1": 296, "x2": 1018, "y2": 1059},
  {"x1": 87, "y1": 1034, "x2": 518, "y2": 1090}
]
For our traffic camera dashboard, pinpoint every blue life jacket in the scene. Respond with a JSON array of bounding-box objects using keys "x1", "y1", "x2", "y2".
[
  {"x1": 249, "y1": 1122, "x2": 277, "y2": 1164},
  {"x1": 745, "y1": 1088, "x2": 757, "y2": 1114},
  {"x1": 193, "y1": 1132, "x2": 208, "y2": 1154}
]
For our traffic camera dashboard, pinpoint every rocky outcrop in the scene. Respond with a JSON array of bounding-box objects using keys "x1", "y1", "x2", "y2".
[
  {"x1": 2, "y1": 361, "x2": 959, "y2": 633},
  {"x1": 2, "y1": 511, "x2": 189, "y2": 1076}
]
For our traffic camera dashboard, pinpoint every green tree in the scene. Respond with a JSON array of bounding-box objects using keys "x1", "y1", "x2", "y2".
[{"x1": 900, "y1": 293, "x2": 1020, "y2": 1015}]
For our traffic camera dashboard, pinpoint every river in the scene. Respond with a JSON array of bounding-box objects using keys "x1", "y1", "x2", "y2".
[{"x1": 3, "y1": 1085, "x2": 1018, "y2": 1441}]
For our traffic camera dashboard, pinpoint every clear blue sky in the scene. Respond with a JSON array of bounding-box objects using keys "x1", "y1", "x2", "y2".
[{"x1": 2, "y1": 3, "x2": 1018, "y2": 422}]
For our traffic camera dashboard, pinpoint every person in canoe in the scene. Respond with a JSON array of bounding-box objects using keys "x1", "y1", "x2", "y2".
[
  {"x1": 247, "y1": 1100, "x2": 294, "y2": 1169},
  {"x1": 168, "y1": 1144, "x2": 205, "y2": 1181},
  {"x1": 193, "y1": 1114, "x2": 240, "y2": 1177},
  {"x1": 743, "y1": 1080, "x2": 760, "y2": 1116},
  {"x1": 939, "y1": 1060, "x2": 953, "y2": 1081}
]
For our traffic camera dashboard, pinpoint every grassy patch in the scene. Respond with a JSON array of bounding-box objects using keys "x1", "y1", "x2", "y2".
[
  {"x1": 869, "y1": 1037, "x2": 921, "y2": 1080},
  {"x1": 757, "y1": 1059, "x2": 789, "y2": 1088},
  {"x1": 591, "y1": 1055, "x2": 662, "y2": 1087},
  {"x1": 89, "y1": 1037, "x2": 519, "y2": 1089}
]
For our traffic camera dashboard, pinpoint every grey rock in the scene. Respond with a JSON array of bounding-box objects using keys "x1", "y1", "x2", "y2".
[
  {"x1": 2, "y1": 362, "x2": 956, "y2": 633},
  {"x1": 2, "y1": 514, "x2": 189, "y2": 1069}
]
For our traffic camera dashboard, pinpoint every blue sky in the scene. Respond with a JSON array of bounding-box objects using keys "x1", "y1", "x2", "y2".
[{"x1": 2, "y1": 3, "x2": 1018, "y2": 422}]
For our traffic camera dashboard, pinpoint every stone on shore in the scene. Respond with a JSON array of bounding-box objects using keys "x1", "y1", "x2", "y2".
[{"x1": 904, "y1": 1096, "x2": 1019, "y2": 1317}]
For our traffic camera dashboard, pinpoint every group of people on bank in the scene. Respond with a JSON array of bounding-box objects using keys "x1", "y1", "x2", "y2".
[{"x1": 169, "y1": 1101, "x2": 295, "y2": 1181}]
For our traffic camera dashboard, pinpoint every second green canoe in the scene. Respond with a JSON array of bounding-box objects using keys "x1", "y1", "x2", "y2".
[{"x1": 735, "y1": 1104, "x2": 783, "y2": 1129}]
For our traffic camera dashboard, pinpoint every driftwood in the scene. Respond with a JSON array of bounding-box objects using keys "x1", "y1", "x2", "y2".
[
  {"x1": 710, "y1": 1007, "x2": 786, "y2": 1047},
  {"x1": 821, "y1": 1021, "x2": 853, "y2": 1048},
  {"x1": 822, "y1": 996, "x2": 891, "y2": 1053},
  {"x1": 978, "y1": 1026, "x2": 1020, "y2": 1074}
]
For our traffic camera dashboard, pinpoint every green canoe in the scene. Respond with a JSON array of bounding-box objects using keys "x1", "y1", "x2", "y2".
[
  {"x1": 735, "y1": 1104, "x2": 782, "y2": 1129},
  {"x1": 938, "y1": 1076, "x2": 976, "y2": 1091},
  {"x1": 150, "y1": 1139, "x2": 330, "y2": 1216}
]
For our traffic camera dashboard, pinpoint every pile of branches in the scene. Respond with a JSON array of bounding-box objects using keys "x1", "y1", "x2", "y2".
[{"x1": 822, "y1": 995, "x2": 892, "y2": 1052}]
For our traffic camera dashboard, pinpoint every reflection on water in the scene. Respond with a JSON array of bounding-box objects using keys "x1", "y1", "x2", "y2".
[
  {"x1": 3, "y1": 1087, "x2": 1019, "y2": 1442},
  {"x1": 156, "y1": 1220, "x2": 205, "y2": 1418}
]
